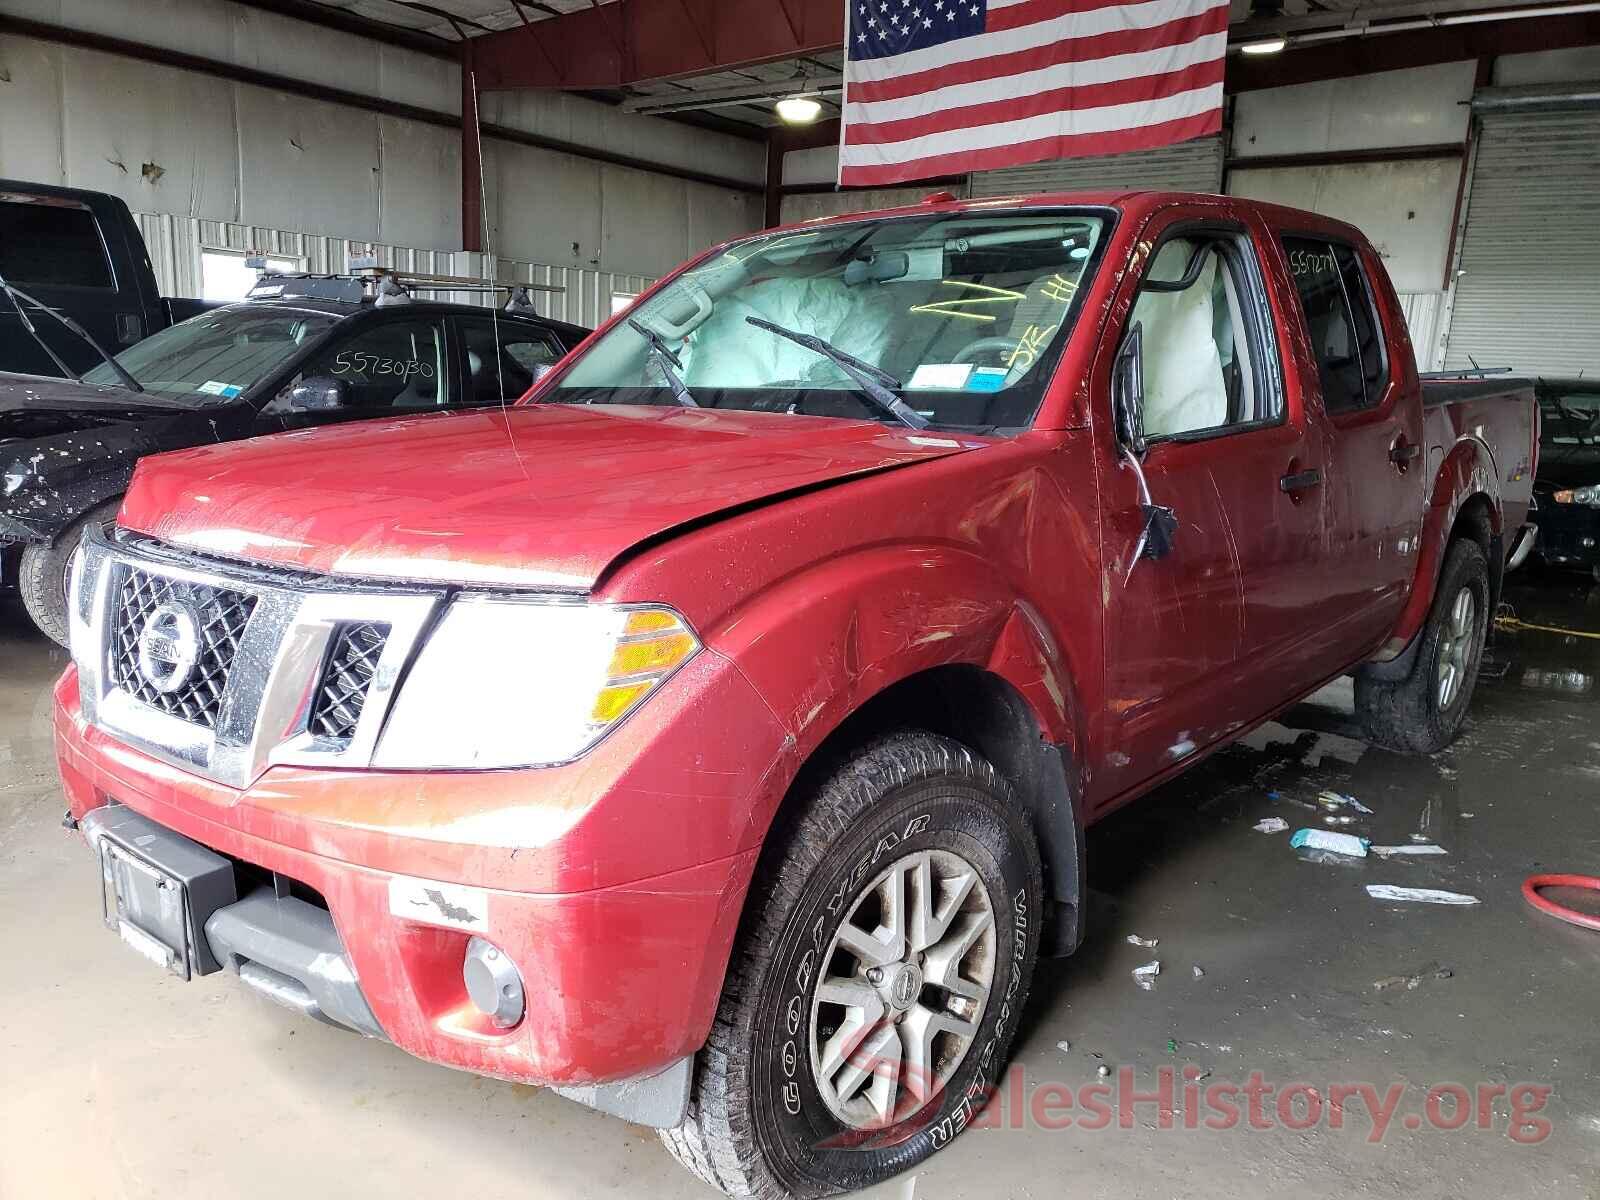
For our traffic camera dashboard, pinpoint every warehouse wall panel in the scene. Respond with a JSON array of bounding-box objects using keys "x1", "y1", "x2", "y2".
[
  {"x1": 0, "y1": 0, "x2": 766, "y2": 286},
  {"x1": 1232, "y1": 62, "x2": 1475, "y2": 158},
  {"x1": 0, "y1": 36, "x2": 65, "y2": 185},
  {"x1": 57, "y1": 46, "x2": 239, "y2": 221},
  {"x1": 377, "y1": 118, "x2": 461, "y2": 253},
  {"x1": 234, "y1": 88, "x2": 380, "y2": 235},
  {"x1": 1226, "y1": 158, "x2": 1459, "y2": 293}
]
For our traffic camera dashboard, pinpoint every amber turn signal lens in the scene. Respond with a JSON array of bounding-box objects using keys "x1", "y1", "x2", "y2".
[{"x1": 586, "y1": 607, "x2": 699, "y2": 729}]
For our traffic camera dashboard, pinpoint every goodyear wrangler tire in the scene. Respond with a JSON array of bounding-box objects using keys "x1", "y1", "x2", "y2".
[
  {"x1": 1355, "y1": 537, "x2": 1490, "y2": 755},
  {"x1": 661, "y1": 731, "x2": 1043, "y2": 1199}
]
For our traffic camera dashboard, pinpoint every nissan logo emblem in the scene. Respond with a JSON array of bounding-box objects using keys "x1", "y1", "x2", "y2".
[{"x1": 136, "y1": 601, "x2": 202, "y2": 694}]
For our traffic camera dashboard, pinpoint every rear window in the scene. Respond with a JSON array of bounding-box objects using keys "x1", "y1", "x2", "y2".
[
  {"x1": 0, "y1": 197, "x2": 115, "y2": 289},
  {"x1": 1281, "y1": 237, "x2": 1388, "y2": 414}
]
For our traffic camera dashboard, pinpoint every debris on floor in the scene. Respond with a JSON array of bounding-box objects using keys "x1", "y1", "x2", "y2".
[
  {"x1": 1253, "y1": 816, "x2": 1290, "y2": 834},
  {"x1": 1191, "y1": 964, "x2": 1205, "y2": 978},
  {"x1": 1371, "y1": 843, "x2": 1448, "y2": 857},
  {"x1": 1291, "y1": 828, "x2": 1370, "y2": 857},
  {"x1": 1373, "y1": 963, "x2": 1454, "y2": 991},
  {"x1": 1126, "y1": 934, "x2": 1159, "y2": 947},
  {"x1": 1318, "y1": 789, "x2": 1375, "y2": 815},
  {"x1": 1366, "y1": 884, "x2": 1481, "y2": 905},
  {"x1": 1132, "y1": 960, "x2": 1161, "y2": 989},
  {"x1": 1056, "y1": 1040, "x2": 1071, "y2": 1054},
  {"x1": 1097, "y1": 1063, "x2": 1111, "y2": 1078}
]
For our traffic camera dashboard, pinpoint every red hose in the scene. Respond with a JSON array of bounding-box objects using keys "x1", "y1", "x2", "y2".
[{"x1": 1522, "y1": 874, "x2": 1600, "y2": 933}]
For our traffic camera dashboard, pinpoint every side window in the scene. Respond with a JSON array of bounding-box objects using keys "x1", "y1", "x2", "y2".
[
  {"x1": 301, "y1": 319, "x2": 449, "y2": 409},
  {"x1": 1282, "y1": 237, "x2": 1388, "y2": 414},
  {"x1": 1130, "y1": 232, "x2": 1277, "y2": 440},
  {"x1": 461, "y1": 321, "x2": 562, "y2": 404},
  {"x1": 0, "y1": 198, "x2": 114, "y2": 288}
]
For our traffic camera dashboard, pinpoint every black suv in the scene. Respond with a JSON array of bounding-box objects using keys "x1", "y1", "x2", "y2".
[{"x1": 1, "y1": 290, "x2": 588, "y2": 643}]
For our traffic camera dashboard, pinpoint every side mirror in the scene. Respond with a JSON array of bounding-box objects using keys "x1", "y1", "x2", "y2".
[
  {"x1": 1112, "y1": 322, "x2": 1147, "y2": 457},
  {"x1": 281, "y1": 375, "x2": 348, "y2": 412}
]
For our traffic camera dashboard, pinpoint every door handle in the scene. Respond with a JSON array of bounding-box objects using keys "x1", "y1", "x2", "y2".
[
  {"x1": 1390, "y1": 438, "x2": 1421, "y2": 465},
  {"x1": 1279, "y1": 468, "x2": 1322, "y2": 494}
]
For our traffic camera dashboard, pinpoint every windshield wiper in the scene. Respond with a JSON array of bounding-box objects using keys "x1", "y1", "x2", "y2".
[
  {"x1": 0, "y1": 271, "x2": 145, "y2": 393},
  {"x1": 743, "y1": 316, "x2": 928, "y2": 430},
  {"x1": 628, "y1": 318, "x2": 696, "y2": 408}
]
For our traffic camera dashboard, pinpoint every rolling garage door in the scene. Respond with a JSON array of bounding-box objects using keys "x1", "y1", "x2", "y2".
[
  {"x1": 968, "y1": 135, "x2": 1224, "y2": 197},
  {"x1": 1443, "y1": 111, "x2": 1600, "y2": 375}
]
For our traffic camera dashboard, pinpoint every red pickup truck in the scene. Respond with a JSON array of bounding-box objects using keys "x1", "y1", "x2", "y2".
[{"x1": 55, "y1": 193, "x2": 1535, "y2": 1198}]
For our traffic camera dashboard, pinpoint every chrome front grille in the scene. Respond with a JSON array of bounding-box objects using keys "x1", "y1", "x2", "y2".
[
  {"x1": 69, "y1": 529, "x2": 441, "y2": 789},
  {"x1": 108, "y1": 566, "x2": 258, "y2": 730},
  {"x1": 308, "y1": 621, "x2": 391, "y2": 742}
]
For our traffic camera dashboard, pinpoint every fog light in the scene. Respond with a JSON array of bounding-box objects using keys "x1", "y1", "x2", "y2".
[{"x1": 464, "y1": 937, "x2": 524, "y2": 1029}]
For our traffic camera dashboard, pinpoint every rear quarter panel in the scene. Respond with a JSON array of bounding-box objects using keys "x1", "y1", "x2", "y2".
[{"x1": 1383, "y1": 379, "x2": 1538, "y2": 650}]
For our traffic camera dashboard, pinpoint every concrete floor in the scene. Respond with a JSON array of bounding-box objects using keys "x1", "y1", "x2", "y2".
[{"x1": 3, "y1": 573, "x2": 1598, "y2": 1200}]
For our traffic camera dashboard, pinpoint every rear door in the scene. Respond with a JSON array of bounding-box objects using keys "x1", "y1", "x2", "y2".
[
  {"x1": 0, "y1": 189, "x2": 156, "y2": 376},
  {"x1": 1093, "y1": 206, "x2": 1327, "y2": 804},
  {"x1": 1273, "y1": 231, "x2": 1427, "y2": 653}
]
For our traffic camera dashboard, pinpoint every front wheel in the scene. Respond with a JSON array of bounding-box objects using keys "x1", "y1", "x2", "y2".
[
  {"x1": 1355, "y1": 537, "x2": 1490, "y2": 754},
  {"x1": 661, "y1": 732, "x2": 1042, "y2": 1198},
  {"x1": 18, "y1": 498, "x2": 120, "y2": 648}
]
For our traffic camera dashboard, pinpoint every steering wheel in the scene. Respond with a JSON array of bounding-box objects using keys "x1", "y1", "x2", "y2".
[{"x1": 953, "y1": 336, "x2": 1020, "y2": 366}]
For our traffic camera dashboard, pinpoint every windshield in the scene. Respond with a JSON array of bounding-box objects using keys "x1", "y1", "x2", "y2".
[
  {"x1": 552, "y1": 210, "x2": 1109, "y2": 434},
  {"x1": 82, "y1": 306, "x2": 338, "y2": 403}
]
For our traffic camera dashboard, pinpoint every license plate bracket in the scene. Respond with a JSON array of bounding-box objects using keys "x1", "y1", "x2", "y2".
[
  {"x1": 98, "y1": 837, "x2": 195, "y2": 979},
  {"x1": 83, "y1": 804, "x2": 239, "y2": 979}
]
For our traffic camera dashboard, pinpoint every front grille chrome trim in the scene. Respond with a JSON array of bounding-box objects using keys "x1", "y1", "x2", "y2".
[{"x1": 71, "y1": 527, "x2": 441, "y2": 789}]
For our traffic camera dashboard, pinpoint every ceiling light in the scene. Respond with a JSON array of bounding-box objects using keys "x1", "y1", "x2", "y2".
[
  {"x1": 1239, "y1": 36, "x2": 1288, "y2": 55},
  {"x1": 775, "y1": 95, "x2": 823, "y2": 124}
]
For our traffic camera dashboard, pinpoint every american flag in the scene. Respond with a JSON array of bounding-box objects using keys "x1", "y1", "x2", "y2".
[{"x1": 839, "y1": 0, "x2": 1229, "y2": 187}]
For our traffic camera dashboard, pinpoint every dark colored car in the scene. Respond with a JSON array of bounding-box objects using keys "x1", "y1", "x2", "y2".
[
  {"x1": 0, "y1": 179, "x2": 217, "y2": 377},
  {"x1": 1532, "y1": 377, "x2": 1600, "y2": 581},
  {"x1": 2, "y1": 292, "x2": 588, "y2": 642}
]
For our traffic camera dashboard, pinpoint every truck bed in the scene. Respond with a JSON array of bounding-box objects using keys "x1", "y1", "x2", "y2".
[{"x1": 1420, "y1": 375, "x2": 1538, "y2": 541}]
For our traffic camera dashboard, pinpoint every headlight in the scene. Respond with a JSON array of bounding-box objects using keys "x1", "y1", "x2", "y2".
[
  {"x1": 372, "y1": 598, "x2": 698, "y2": 770},
  {"x1": 1553, "y1": 485, "x2": 1600, "y2": 506}
]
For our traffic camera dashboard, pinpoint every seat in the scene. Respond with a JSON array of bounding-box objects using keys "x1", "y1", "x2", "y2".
[{"x1": 1133, "y1": 245, "x2": 1228, "y2": 439}]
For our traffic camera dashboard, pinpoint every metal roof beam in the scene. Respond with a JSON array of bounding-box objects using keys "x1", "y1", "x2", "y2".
[{"x1": 470, "y1": 0, "x2": 843, "y2": 90}]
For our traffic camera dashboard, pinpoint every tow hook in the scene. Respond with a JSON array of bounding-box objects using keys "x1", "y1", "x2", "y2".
[{"x1": 61, "y1": 810, "x2": 79, "y2": 831}]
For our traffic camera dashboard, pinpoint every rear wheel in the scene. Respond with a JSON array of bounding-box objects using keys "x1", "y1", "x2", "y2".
[
  {"x1": 18, "y1": 499, "x2": 120, "y2": 648},
  {"x1": 1356, "y1": 538, "x2": 1490, "y2": 754},
  {"x1": 661, "y1": 731, "x2": 1042, "y2": 1198}
]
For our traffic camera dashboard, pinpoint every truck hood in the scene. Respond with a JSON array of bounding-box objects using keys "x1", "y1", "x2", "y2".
[
  {"x1": 0, "y1": 371, "x2": 191, "y2": 420},
  {"x1": 120, "y1": 404, "x2": 984, "y2": 589}
]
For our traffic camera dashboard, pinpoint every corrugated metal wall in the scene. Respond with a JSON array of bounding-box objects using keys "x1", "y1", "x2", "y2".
[
  {"x1": 1443, "y1": 111, "x2": 1600, "y2": 375},
  {"x1": 136, "y1": 212, "x2": 655, "y2": 330},
  {"x1": 780, "y1": 187, "x2": 939, "y2": 224},
  {"x1": 1398, "y1": 291, "x2": 1446, "y2": 373},
  {"x1": 968, "y1": 136, "x2": 1225, "y2": 196}
]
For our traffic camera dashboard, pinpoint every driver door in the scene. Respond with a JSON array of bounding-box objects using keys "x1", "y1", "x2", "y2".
[{"x1": 1090, "y1": 209, "x2": 1323, "y2": 810}]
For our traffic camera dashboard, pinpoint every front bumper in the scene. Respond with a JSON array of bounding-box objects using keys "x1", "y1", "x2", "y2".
[{"x1": 55, "y1": 656, "x2": 791, "y2": 1103}]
